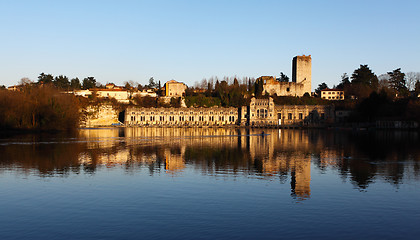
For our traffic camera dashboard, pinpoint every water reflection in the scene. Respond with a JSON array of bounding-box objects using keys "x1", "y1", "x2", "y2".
[{"x1": 1, "y1": 128, "x2": 420, "y2": 200}]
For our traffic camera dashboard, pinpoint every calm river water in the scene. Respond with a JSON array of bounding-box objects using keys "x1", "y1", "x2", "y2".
[{"x1": 0, "y1": 128, "x2": 419, "y2": 239}]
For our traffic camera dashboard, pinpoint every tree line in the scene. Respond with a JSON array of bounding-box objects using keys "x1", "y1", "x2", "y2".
[
  {"x1": 0, "y1": 85, "x2": 81, "y2": 131},
  {"x1": 313, "y1": 65, "x2": 420, "y2": 123},
  {"x1": 316, "y1": 65, "x2": 420, "y2": 99}
]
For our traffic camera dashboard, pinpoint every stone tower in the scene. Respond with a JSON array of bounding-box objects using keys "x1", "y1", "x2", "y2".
[{"x1": 292, "y1": 55, "x2": 312, "y2": 95}]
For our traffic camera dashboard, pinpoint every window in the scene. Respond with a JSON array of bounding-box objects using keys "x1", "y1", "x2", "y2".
[
  {"x1": 288, "y1": 113, "x2": 292, "y2": 120},
  {"x1": 299, "y1": 113, "x2": 303, "y2": 120},
  {"x1": 278, "y1": 113, "x2": 281, "y2": 119}
]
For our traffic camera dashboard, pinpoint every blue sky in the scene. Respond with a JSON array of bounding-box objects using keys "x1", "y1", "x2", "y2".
[{"x1": 1, "y1": 0, "x2": 419, "y2": 90}]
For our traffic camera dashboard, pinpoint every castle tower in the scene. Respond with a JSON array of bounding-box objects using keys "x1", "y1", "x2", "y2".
[{"x1": 292, "y1": 55, "x2": 312, "y2": 95}]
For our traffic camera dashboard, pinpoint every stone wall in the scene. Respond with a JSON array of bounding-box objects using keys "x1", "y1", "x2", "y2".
[{"x1": 263, "y1": 77, "x2": 307, "y2": 97}]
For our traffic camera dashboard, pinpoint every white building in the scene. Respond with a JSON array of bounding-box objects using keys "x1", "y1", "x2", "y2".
[{"x1": 321, "y1": 89, "x2": 344, "y2": 100}]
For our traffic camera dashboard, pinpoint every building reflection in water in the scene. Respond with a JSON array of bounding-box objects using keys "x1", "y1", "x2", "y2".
[
  {"x1": 76, "y1": 127, "x2": 314, "y2": 200},
  {"x1": 1, "y1": 128, "x2": 419, "y2": 200}
]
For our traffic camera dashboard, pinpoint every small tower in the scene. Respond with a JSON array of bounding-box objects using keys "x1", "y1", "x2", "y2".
[{"x1": 292, "y1": 55, "x2": 312, "y2": 95}]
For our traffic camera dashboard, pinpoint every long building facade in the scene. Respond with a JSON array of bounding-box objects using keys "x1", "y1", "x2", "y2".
[{"x1": 124, "y1": 97, "x2": 334, "y2": 127}]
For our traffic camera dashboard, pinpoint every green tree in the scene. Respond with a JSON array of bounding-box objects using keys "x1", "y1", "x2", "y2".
[
  {"x1": 54, "y1": 75, "x2": 70, "y2": 89},
  {"x1": 351, "y1": 65, "x2": 378, "y2": 89},
  {"x1": 415, "y1": 80, "x2": 420, "y2": 95},
  {"x1": 315, "y1": 82, "x2": 328, "y2": 96},
  {"x1": 170, "y1": 97, "x2": 181, "y2": 107},
  {"x1": 147, "y1": 77, "x2": 158, "y2": 88},
  {"x1": 215, "y1": 80, "x2": 229, "y2": 106},
  {"x1": 233, "y1": 78, "x2": 239, "y2": 87},
  {"x1": 278, "y1": 72, "x2": 289, "y2": 82},
  {"x1": 349, "y1": 65, "x2": 379, "y2": 99},
  {"x1": 82, "y1": 77, "x2": 96, "y2": 89},
  {"x1": 254, "y1": 78, "x2": 264, "y2": 97},
  {"x1": 37, "y1": 73, "x2": 54, "y2": 84},
  {"x1": 388, "y1": 68, "x2": 408, "y2": 96},
  {"x1": 70, "y1": 78, "x2": 81, "y2": 90},
  {"x1": 336, "y1": 73, "x2": 350, "y2": 89}
]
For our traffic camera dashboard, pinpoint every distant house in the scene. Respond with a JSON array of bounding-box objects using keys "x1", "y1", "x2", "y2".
[
  {"x1": 321, "y1": 89, "x2": 344, "y2": 100},
  {"x1": 93, "y1": 88, "x2": 131, "y2": 103},
  {"x1": 7, "y1": 85, "x2": 24, "y2": 91},
  {"x1": 164, "y1": 80, "x2": 187, "y2": 97}
]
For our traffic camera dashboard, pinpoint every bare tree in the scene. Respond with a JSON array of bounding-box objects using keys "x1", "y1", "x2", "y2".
[
  {"x1": 200, "y1": 78, "x2": 208, "y2": 89},
  {"x1": 406, "y1": 72, "x2": 420, "y2": 91},
  {"x1": 19, "y1": 77, "x2": 33, "y2": 85},
  {"x1": 378, "y1": 74, "x2": 390, "y2": 90}
]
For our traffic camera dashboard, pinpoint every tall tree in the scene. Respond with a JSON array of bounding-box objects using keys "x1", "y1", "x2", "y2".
[
  {"x1": 388, "y1": 68, "x2": 407, "y2": 96},
  {"x1": 415, "y1": 80, "x2": 420, "y2": 95},
  {"x1": 233, "y1": 78, "x2": 239, "y2": 87},
  {"x1": 19, "y1": 77, "x2": 33, "y2": 85},
  {"x1": 315, "y1": 82, "x2": 328, "y2": 96},
  {"x1": 82, "y1": 77, "x2": 96, "y2": 89},
  {"x1": 253, "y1": 78, "x2": 263, "y2": 97},
  {"x1": 70, "y1": 78, "x2": 81, "y2": 90},
  {"x1": 37, "y1": 73, "x2": 54, "y2": 84},
  {"x1": 54, "y1": 75, "x2": 70, "y2": 89},
  {"x1": 349, "y1": 65, "x2": 379, "y2": 99},
  {"x1": 351, "y1": 65, "x2": 378, "y2": 89},
  {"x1": 336, "y1": 73, "x2": 350, "y2": 89},
  {"x1": 147, "y1": 77, "x2": 158, "y2": 88},
  {"x1": 278, "y1": 72, "x2": 289, "y2": 82}
]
